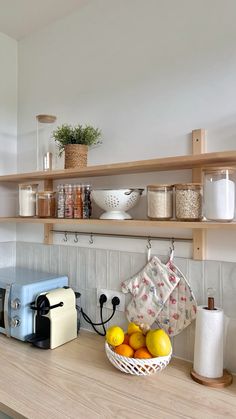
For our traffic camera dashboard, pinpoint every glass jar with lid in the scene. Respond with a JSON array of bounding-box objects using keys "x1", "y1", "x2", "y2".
[
  {"x1": 203, "y1": 168, "x2": 235, "y2": 221},
  {"x1": 19, "y1": 184, "x2": 38, "y2": 217},
  {"x1": 147, "y1": 184, "x2": 173, "y2": 220},
  {"x1": 36, "y1": 192, "x2": 56, "y2": 218},
  {"x1": 175, "y1": 183, "x2": 202, "y2": 221}
]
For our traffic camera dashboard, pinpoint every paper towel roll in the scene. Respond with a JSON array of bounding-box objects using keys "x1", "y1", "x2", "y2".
[{"x1": 193, "y1": 305, "x2": 224, "y2": 378}]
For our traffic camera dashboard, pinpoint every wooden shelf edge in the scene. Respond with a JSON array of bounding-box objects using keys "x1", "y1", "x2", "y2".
[
  {"x1": 1, "y1": 217, "x2": 236, "y2": 229},
  {"x1": 1, "y1": 150, "x2": 236, "y2": 182}
]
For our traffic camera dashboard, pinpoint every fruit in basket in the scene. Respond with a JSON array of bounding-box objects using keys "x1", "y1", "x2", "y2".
[
  {"x1": 129, "y1": 332, "x2": 146, "y2": 350},
  {"x1": 123, "y1": 333, "x2": 130, "y2": 344},
  {"x1": 134, "y1": 347, "x2": 152, "y2": 359},
  {"x1": 146, "y1": 329, "x2": 172, "y2": 357},
  {"x1": 115, "y1": 344, "x2": 134, "y2": 357},
  {"x1": 106, "y1": 326, "x2": 124, "y2": 346},
  {"x1": 127, "y1": 322, "x2": 142, "y2": 335}
]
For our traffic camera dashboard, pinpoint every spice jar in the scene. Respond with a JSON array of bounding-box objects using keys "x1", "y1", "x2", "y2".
[
  {"x1": 147, "y1": 185, "x2": 173, "y2": 220},
  {"x1": 57, "y1": 184, "x2": 65, "y2": 218},
  {"x1": 65, "y1": 184, "x2": 74, "y2": 219},
  {"x1": 36, "y1": 192, "x2": 56, "y2": 218},
  {"x1": 74, "y1": 185, "x2": 83, "y2": 219},
  {"x1": 19, "y1": 184, "x2": 38, "y2": 217},
  {"x1": 203, "y1": 168, "x2": 235, "y2": 221},
  {"x1": 175, "y1": 183, "x2": 202, "y2": 221}
]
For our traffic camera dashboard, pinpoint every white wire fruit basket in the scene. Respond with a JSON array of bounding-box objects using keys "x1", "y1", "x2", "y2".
[
  {"x1": 91, "y1": 188, "x2": 144, "y2": 219},
  {"x1": 105, "y1": 342, "x2": 172, "y2": 376}
]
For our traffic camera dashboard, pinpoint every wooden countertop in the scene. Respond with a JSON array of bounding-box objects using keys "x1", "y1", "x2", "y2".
[{"x1": 0, "y1": 331, "x2": 235, "y2": 419}]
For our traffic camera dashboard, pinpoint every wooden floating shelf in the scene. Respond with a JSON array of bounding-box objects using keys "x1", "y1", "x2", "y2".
[
  {"x1": 1, "y1": 150, "x2": 236, "y2": 182},
  {"x1": 1, "y1": 217, "x2": 236, "y2": 229}
]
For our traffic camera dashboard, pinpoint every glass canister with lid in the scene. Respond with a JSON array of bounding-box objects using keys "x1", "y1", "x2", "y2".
[
  {"x1": 19, "y1": 184, "x2": 38, "y2": 217},
  {"x1": 203, "y1": 168, "x2": 235, "y2": 221},
  {"x1": 36, "y1": 192, "x2": 56, "y2": 218},
  {"x1": 147, "y1": 184, "x2": 173, "y2": 220},
  {"x1": 175, "y1": 183, "x2": 202, "y2": 221}
]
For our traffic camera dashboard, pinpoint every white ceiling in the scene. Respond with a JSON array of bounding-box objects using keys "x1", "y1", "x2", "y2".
[{"x1": 0, "y1": 0, "x2": 83, "y2": 40}]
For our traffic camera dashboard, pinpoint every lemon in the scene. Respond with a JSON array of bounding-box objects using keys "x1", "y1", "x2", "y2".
[
  {"x1": 127, "y1": 322, "x2": 141, "y2": 335},
  {"x1": 146, "y1": 329, "x2": 172, "y2": 357},
  {"x1": 106, "y1": 326, "x2": 124, "y2": 347},
  {"x1": 129, "y1": 332, "x2": 146, "y2": 350}
]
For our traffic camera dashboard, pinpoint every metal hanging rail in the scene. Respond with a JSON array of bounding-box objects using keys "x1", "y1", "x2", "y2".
[{"x1": 51, "y1": 230, "x2": 193, "y2": 244}]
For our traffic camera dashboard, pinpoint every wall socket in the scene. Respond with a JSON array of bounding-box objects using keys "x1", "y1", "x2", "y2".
[{"x1": 97, "y1": 289, "x2": 125, "y2": 312}]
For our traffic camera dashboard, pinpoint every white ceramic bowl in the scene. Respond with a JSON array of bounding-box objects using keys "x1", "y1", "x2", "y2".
[{"x1": 91, "y1": 188, "x2": 144, "y2": 219}]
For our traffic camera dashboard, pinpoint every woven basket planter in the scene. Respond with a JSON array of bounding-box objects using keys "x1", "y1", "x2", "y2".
[{"x1": 64, "y1": 144, "x2": 88, "y2": 169}]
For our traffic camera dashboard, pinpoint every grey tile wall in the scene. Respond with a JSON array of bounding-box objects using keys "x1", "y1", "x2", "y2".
[{"x1": 15, "y1": 242, "x2": 236, "y2": 372}]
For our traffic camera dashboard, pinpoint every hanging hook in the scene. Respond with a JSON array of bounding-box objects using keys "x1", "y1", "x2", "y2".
[
  {"x1": 169, "y1": 237, "x2": 175, "y2": 261},
  {"x1": 146, "y1": 237, "x2": 152, "y2": 250},
  {"x1": 63, "y1": 231, "x2": 68, "y2": 243},
  {"x1": 74, "y1": 233, "x2": 79, "y2": 243},
  {"x1": 89, "y1": 233, "x2": 94, "y2": 245},
  {"x1": 171, "y1": 238, "x2": 175, "y2": 251}
]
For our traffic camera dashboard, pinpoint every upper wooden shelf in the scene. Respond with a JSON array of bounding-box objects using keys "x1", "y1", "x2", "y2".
[{"x1": 1, "y1": 150, "x2": 236, "y2": 182}]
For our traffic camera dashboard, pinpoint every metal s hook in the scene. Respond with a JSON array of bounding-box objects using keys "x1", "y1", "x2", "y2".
[
  {"x1": 74, "y1": 233, "x2": 79, "y2": 243},
  {"x1": 63, "y1": 231, "x2": 68, "y2": 243},
  {"x1": 169, "y1": 237, "x2": 175, "y2": 260},
  {"x1": 89, "y1": 233, "x2": 94, "y2": 245},
  {"x1": 146, "y1": 237, "x2": 152, "y2": 262}
]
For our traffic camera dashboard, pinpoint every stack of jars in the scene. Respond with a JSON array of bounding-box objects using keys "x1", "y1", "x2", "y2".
[{"x1": 56, "y1": 184, "x2": 92, "y2": 219}]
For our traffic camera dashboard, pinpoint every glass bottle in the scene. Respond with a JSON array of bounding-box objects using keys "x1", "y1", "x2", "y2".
[
  {"x1": 203, "y1": 168, "x2": 235, "y2": 221},
  {"x1": 65, "y1": 184, "x2": 74, "y2": 219},
  {"x1": 57, "y1": 184, "x2": 65, "y2": 218},
  {"x1": 74, "y1": 185, "x2": 83, "y2": 219},
  {"x1": 36, "y1": 114, "x2": 57, "y2": 171},
  {"x1": 82, "y1": 185, "x2": 91, "y2": 219}
]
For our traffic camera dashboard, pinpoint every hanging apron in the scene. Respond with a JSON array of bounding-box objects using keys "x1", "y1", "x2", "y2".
[{"x1": 121, "y1": 255, "x2": 197, "y2": 336}]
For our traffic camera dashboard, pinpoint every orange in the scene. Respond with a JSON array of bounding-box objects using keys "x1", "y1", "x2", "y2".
[
  {"x1": 106, "y1": 326, "x2": 124, "y2": 347},
  {"x1": 115, "y1": 344, "x2": 134, "y2": 358},
  {"x1": 134, "y1": 347, "x2": 152, "y2": 359},
  {"x1": 129, "y1": 332, "x2": 146, "y2": 350},
  {"x1": 146, "y1": 329, "x2": 172, "y2": 357},
  {"x1": 123, "y1": 333, "x2": 130, "y2": 345},
  {"x1": 127, "y1": 322, "x2": 141, "y2": 335}
]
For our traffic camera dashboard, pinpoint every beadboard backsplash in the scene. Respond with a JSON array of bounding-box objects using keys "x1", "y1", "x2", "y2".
[{"x1": 14, "y1": 241, "x2": 236, "y2": 373}]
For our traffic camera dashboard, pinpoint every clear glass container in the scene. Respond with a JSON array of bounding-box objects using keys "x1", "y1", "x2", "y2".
[
  {"x1": 147, "y1": 184, "x2": 173, "y2": 220},
  {"x1": 36, "y1": 114, "x2": 57, "y2": 171},
  {"x1": 175, "y1": 183, "x2": 202, "y2": 221},
  {"x1": 57, "y1": 184, "x2": 65, "y2": 218},
  {"x1": 19, "y1": 184, "x2": 38, "y2": 217},
  {"x1": 203, "y1": 168, "x2": 235, "y2": 221},
  {"x1": 74, "y1": 185, "x2": 83, "y2": 219},
  {"x1": 36, "y1": 192, "x2": 56, "y2": 218},
  {"x1": 65, "y1": 184, "x2": 74, "y2": 219}
]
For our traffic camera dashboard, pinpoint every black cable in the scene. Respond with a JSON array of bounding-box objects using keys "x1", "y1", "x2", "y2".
[{"x1": 76, "y1": 295, "x2": 120, "y2": 336}]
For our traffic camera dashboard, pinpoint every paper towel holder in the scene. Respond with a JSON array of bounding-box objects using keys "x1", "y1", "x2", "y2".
[
  {"x1": 190, "y1": 298, "x2": 233, "y2": 388},
  {"x1": 190, "y1": 368, "x2": 233, "y2": 388}
]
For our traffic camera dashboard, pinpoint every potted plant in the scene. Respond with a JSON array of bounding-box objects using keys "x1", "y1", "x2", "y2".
[{"x1": 53, "y1": 124, "x2": 102, "y2": 169}]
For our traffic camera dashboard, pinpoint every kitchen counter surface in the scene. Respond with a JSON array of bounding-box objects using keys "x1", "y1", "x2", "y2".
[{"x1": 0, "y1": 330, "x2": 235, "y2": 419}]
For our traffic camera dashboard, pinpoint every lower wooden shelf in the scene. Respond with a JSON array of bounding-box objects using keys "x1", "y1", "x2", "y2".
[{"x1": 1, "y1": 217, "x2": 236, "y2": 229}]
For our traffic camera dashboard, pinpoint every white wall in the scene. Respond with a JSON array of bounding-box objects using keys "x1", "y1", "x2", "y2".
[
  {"x1": 0, "y1": 32, "x2": 17, "y2": 242},
  {"x1": 16, "y1": 0, "x2": 236, "y2": 261}
]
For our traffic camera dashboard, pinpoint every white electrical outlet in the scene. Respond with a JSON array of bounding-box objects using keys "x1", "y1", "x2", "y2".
[{"x1": 97, "y1": 289, "x2": 125, "y2": 312}]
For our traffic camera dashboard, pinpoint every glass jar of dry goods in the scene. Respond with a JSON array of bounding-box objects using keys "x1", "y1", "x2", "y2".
[
  {"x1": 19, "y1": 184, "x2": 38, "y2": 217},
  {"x1": 36, "y1": 192, "x2": 56, "y2": 218},
  {"x1": 203, "y1": 168, "x2": 235, "y2": 221},
  {"x1": 147, "y1": 185, "x2": 173, "y2": 220},
  {"x1": 175, "y1": 183, "x2": 202, "y2": 221}
]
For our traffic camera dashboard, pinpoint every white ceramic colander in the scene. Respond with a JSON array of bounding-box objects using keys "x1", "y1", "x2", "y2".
[{"x1": 91, "y1": 188, "x2": 144, "y2": 219}]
